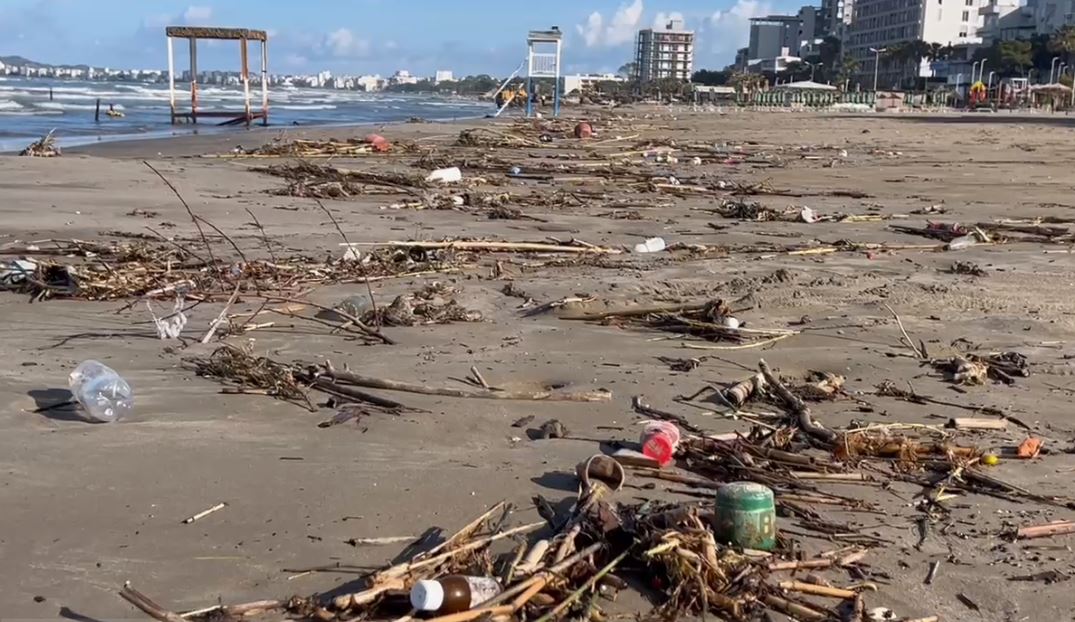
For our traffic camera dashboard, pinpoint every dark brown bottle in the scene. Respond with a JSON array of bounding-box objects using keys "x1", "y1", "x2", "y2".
[{"x1": 410, "y1": 575, "x2": 502, "y2": 614}]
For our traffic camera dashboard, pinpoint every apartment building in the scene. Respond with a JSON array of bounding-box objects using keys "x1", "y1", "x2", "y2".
[
  {"x1": 746, "y1": 7, "x2": 821, "y2": 70},
  {"x1": 635, "y1": 19, "x2": 695, "y2": 82},
  {"x1": 846, "y1": 0, "x2": 985, "y2": 88}
]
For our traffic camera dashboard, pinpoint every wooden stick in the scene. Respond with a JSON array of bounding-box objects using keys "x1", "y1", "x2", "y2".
[
  {"x1": 759, "y1": 359, "x2": 836, "y2": 444},
  {"x1": 680, "y1": 334, "x2": 795, "y2": 350},
  {"x1": 200, "y1": 282, "x2": 241, "y2": 344},
  {"x1": 316, "y1": 198, "x2": 378, "y2": 315},
  {"x1": 883, "y1": 303, "x2": 924, "y2": 359},
  {"x1": 374, "y1": 521, "x2": 545, "y2": 582},
  {"x1": 761, "y1": 594, "x2": 827, "y2": 621},
  {"x1": 1016, "y1": 521, "x2": 1075, "y2": 539},
  {"x1": 768, "y1": 558, "x2": 835, "y2": 571},
  {"x1": 533, "y1": 551, "x2": 630, "y2": 622},
  {"x1": 421, "y1": 605, "x2": 514, "y2": 622},
  {"x1": 181, "y1": 502, "x2": 227, "y2": 524},
  {"x1": 119, "y1": 583, "x2": 186, "y2": 622},
  {"x1": 249, "y1": 293, "x2": 394, "y2": 345},
  {"x1": 478, "y1": 543, "x2": 603, "y2": 608},
  {"x1": 143, "y1": 161, "x2": 224, "y2": 291},
  {"x1": 469, "y1": 366, "x2": 491, "y2": 389},
  {"x1": 324, "y1": 366, "x2": 611, "y2": 402},
  {"x1": 348, "y1": 240, "x2": 622, "y2": 254},
  {"x1": 778, "y1": 580, "x2": 856, "y2": 599},
  {"x1": 949, "y1": 417, "x2": 1007, "y2": 430}
]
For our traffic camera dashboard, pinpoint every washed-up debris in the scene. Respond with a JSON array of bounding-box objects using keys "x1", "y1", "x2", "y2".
[
  {"x1": 19, "y1": 130, "x2": 61, "y2": 157},
  {"x1": 360, "y1": 282, "x2": 482, "y2": 327},
  {"x1": 947, "y1": 260, "x2": 987, "y2": 276},
  {"x1": 457, "y1": 127, "x2": 540, "y2": 148},
  {"x1": 932, "y1": 351, "x2": 1029, "y2": 385},
  {"x1": 581, "y1": 298, "x2": 797, "y2": 346},
  {"x1": 217, "y1": 137, "x2": 390, "y2": 158},
  {"x1": 258, "y1": 162, "x2": 427, "y2": 199}
]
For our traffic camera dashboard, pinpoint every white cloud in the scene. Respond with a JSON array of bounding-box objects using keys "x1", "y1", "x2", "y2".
[
  {"x1": 653, "y1": 11, "x2": 685, "y2": 29},
  {"x1": 325, "y1": 28, "x2": 371, "y2": 57},
  {"x1": 183, "y1": 5, "x2": 213, "y2": 23},
  {"x1": 707, "y1": 0, "x2": 772, "y2": 55},
  {"x1": 575, "y1": 0, "x2": 644, "y2": 48},
  {"x1": 283, "y1": 53, "x2": 309, "y2": 68}
]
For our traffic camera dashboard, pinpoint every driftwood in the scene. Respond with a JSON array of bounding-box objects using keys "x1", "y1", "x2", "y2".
[
  {"x1": 349, "y1": 240, "x2": 622, "y2": 254},
  {"x1": 322, "y1": 363, "x2": 611, "y2": 402},
  {"x1": 758, "y1": 359, "x2": 836, "y2": 444}
]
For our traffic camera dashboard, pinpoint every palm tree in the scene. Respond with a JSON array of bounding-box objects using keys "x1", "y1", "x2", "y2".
[{"x1": 836, "y1": 55, "x2": 860, "y2": 91}]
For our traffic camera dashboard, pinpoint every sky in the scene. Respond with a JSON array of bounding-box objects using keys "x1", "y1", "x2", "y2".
[{"x1": 0, "y1": 0, "x2": 803, "y2": 77}]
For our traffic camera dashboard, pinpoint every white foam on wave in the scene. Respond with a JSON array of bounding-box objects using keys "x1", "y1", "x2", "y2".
[
  {"x1": 277, "y1": 104, "x2": 338, "y2": 110},
  {"x1": 0, "y1": 100, "x2": 24, "y2": 111}
]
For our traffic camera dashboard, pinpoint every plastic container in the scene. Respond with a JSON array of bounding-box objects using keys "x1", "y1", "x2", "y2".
[
  {"x1": 68, "y1": 360, "x2": 133, "y2": 423},
  {"x1": 714, "y1": 482, "x2": 777, "y2": 551},
  {"x1": 426, "y1": 167, "x2": 462, "y2": 183},
  {"x1": 410, "y1": 575, "x2": 502, "y2": 614},
  {"x1": 633, "y1": 237, "x2": 666, "y2": 253},
  {"x1": 640, "y1": 421, "x2": 681, "y2": 467}
]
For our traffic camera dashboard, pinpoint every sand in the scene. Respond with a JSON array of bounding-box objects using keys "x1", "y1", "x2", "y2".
[{"x1": 2, "y1": 108, "x2": 1075, "y2": 621}]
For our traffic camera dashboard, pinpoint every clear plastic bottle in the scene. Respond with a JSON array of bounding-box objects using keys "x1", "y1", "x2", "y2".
[
  {"x1": 68, "y1": 360, "x2": 133, "y2": 423},
  {"x1": 410, "y1": 575, "x2": 502, "y2": 614}
]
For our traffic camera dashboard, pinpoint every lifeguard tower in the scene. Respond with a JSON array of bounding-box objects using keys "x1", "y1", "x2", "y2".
[
  {"x1": 165, "y1": 26, "x2": 269, "y2": 126},
  {"x1": 526, "y1": 27, "x2": 563, "y2": 118}
]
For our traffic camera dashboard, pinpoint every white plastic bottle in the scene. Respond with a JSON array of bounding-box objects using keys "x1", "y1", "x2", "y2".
[{"x1": 68, "y1": 360, "x2": 133, "y2": 423}]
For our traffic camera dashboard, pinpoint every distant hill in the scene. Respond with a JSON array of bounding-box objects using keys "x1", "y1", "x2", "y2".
[{"x1": 0, "y1": 55, "x2": 91, "y2": 70}]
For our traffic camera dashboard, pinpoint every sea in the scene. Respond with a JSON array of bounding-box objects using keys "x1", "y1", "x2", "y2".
[{"x1": 0, "y1": 77, "x2": 494, "y2": 152}]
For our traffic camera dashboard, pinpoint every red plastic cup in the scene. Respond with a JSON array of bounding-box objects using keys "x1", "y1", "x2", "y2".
[{"x1": 640, "y1": 421, "x2": 681, "y2": 467}]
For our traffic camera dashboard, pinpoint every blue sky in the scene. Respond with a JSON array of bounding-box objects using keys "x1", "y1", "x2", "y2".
[{"x1": 0, "y1": 0, "x2": 802, "y2": 76}]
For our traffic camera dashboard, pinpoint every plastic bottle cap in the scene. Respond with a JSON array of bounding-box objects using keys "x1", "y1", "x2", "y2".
[{"x1": 410, "y1": 579, "x2": 444, "y2": 611}]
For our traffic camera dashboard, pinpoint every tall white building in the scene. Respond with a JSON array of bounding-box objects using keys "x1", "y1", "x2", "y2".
[
  {"x1": 390, "y1": 70, "x2": 419, "y2": 85},
  {"x1": 847, "y1": 0, "x2": 985, "y2": 88},
  {"x1": 434, "y1": 70, "x2": 454, "y2": 84},
  {"x1": 634, "y1": 19, "x2": 695, "y2": 82}
]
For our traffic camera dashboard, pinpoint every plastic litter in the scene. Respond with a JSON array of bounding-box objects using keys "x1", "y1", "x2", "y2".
[
  {"x1": 0, "y1": 258, "x2": 37, "y2": 289},
  {"x1": 364, "y1": 134, "x2": 391, "y2": 153},
  {"x1": 714, "y1": 482, "x2": 777, "y2": 550},
  {"x1": 410, "y1": 575, "x2": 502, "y2": 614},
  {"x1": 68, "y1": 360, "x2": 133, "y2": 423},
  {"x1": 640, "y1": 420, "x2": 681, "y2": 467},
  {"x1": 426, "y1": 167, "x2": 462, "y2": 184},
  {"x1": 633, "y1": 237, "x2": 666, "y2": 253},
  {"x1": 574, "y1": 122, "x2": 593, "y2": 139}
]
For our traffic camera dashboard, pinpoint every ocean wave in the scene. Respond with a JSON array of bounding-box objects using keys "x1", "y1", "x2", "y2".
[
  {"x1": 0, "y1": 100, "x2": 24, "y2": 111},
  {"x1": 276, "y1": 104, "x2": 338, "y2": 110}
]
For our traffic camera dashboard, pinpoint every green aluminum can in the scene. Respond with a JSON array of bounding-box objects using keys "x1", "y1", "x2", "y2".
[{"x1": 714, "y1": 482, "x2": 776, "y2": 551}]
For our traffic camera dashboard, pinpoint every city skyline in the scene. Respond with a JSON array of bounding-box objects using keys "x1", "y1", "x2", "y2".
[{"x1": 0, "y1": 0, "x2": 805, "y2": 77}]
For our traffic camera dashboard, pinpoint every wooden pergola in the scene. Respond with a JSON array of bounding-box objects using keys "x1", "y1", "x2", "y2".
[{"x1": 165, "y1": 26, "x2": 269, "y2": 126}]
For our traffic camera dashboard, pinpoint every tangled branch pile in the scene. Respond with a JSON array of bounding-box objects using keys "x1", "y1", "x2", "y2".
[
  {"x1": 258, "y1": 162, "x2": 427, "y2": 199},
  {"x1": 19, "y1": 130, "x2": 61, "y2": 157}
]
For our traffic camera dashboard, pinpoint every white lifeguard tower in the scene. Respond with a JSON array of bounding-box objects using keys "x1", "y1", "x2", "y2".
[{"x1": 526, "y1": 27, "x2": 563, "y2": 117}]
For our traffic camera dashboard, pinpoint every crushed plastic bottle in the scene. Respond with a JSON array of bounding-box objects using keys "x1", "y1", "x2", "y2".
[
  {"x1": 68, "y1": 360, "x2": 133, "y2": 423},
  {"x1": 633, "y1": 237, "x2": 666, "y2": 253}
]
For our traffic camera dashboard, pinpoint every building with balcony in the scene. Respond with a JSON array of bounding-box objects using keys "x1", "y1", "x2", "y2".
[
  {"x1": 634, "y1": 19, "x2": 695, "y2": 82},
  {"x1": 846, "y1": 0, "x2": 985, "y2": 88}
]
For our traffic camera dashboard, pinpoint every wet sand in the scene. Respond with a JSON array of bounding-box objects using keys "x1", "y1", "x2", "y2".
[{"x1": 3, "y1": 108, "x2": 1075, "y2": 620}]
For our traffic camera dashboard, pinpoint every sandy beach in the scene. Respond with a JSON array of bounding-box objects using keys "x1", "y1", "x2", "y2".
[{"x1": 3, "y1": 107, "x2": 1075, "y2": 621}]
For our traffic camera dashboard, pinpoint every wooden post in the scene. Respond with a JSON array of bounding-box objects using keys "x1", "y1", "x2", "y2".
[
  {"x1": 189, "y1": 38, "x2": 198, "y2": 124},
  {"x1": 95, "y1": 98, "x2": 100, "y2": 122},
  {"x1": 240, "y1": 37, "x2": 251, "y2": 127},
  {"x1": 260, "y1": 39, "x2": 269, "y2": 126},
  {"x1": 167, "y1": 36, "x2": 176, "y2": 124}
]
